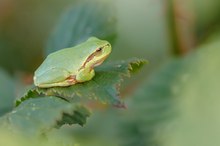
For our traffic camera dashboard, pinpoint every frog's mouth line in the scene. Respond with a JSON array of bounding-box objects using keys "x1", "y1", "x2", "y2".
[{"x1": 79, "y1": 52, "x2": 109, "y2": 71}]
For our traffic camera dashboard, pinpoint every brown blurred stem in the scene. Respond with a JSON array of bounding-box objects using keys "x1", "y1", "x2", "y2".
[{"x1": 167, "y1": 0, "x2": 196, "y2": 56}]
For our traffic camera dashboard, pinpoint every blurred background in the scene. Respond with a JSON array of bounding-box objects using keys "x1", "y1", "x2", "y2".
[
  {"x1": 1, "y1": 0, "x2": 220, "y2": 145},
  {"x1": 0, "y1": 0, "x2": 172, "y2": 74},
  {"x1": 1, "y1": 0, "x2": 219, "y2": 73}
]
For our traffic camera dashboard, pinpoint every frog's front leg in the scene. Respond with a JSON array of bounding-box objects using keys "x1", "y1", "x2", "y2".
[{"x1": 76, "y1": 68, "x2": 95, "y2": 83}]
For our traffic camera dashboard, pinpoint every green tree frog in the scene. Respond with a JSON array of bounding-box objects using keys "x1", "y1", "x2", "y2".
[{"x1": 34, "y1": 37, "x2": 112, "y2": 88}]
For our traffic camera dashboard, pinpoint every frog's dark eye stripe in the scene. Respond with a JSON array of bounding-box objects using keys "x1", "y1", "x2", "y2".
[{"x1": 96, "y1": 48, "x2": 102, "y2": 52}]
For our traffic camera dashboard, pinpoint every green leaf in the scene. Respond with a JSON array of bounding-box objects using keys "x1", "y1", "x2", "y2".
[
  {"x1": 116, "y1": 59, "x2": 183, "y2": 146},
  {"x1": 116, "y1": 39, "x2": 220, "y2": 146},
  {"x1": 15, "y1": 88, "x2": 41, "y2": 106},
  {"x1": 0, "y1": 97, "x2": 90, "y2": 136},
  {"x1": 160, "y1": 40, "x2": 220, "y2": 146},
  {"x1": 46, "y1": 1, "x2": 116, "y2": 55},
  {"x1": 0, "y1": 68, "x2": 15, "y2": 116},
  {"x1": 17, "y1": 59, "x2": 147, "y2": 108}
]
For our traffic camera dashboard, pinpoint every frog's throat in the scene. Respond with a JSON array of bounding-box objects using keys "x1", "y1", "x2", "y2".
[
  {"x1": 79, "y1": 52, "x2": 109, "y2": 71},
  {"x1": 93, "y1": 54, "x2": 109, "y2": 67}
]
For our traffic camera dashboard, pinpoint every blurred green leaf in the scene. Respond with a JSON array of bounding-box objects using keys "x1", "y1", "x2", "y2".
[
  {"x1": 115, "y1": 37, "x2": 220, "y2": 146},
  {"x1": 17, "y1": 59, "x2": 146, "y2": 107},
  {"x1": 46, "y1": 1, "x2": 116, "y2": 55},
  {"x1": 0, "y1": 68, "x2": 15, "y2": 116},
  {"x1": 116, "y1": 59, "x2": 182, "y2": 146},
  {"x1": 0, "y1": 97, "x2": 90, "y2": 136},
  {"x1": 161, "y1": 39, "x2": 220, "y2": 146}
]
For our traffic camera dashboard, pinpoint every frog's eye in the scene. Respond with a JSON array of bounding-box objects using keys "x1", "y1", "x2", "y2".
[{"x1": 96, "y1": 48, "x2": 102, "y2": 52}]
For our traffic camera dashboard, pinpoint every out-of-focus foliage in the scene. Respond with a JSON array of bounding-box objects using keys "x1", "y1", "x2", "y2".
[
  {"x1": 0, "y1": 0, "x2": 76, "y2": 73},
  {"x1": 193, "y1": 0, "x2": 220, "y2": 39},
  {"x1": 0, "y1": 68, "x2": 14, "y2": 116},
  {"x1": 160, "y1": 37, "x2": 220, "y2": 146},
  {"x1": 46, "y1": 1, "x2": 116, "y2": 55}
]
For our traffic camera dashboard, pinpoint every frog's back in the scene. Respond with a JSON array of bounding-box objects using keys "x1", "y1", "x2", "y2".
[
  {"x1": 35, "y1": 37, "x2": 104, "y2": 77},
  {"x1": 35, "y1": 45, "x2": 88, "y2": 76}
]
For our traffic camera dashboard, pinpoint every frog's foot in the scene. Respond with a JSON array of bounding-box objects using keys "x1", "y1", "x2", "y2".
[{"x1": 66, "y1": 75, "x2": 77, "y2": 84}]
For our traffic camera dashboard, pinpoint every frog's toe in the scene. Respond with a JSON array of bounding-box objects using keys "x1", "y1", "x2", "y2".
[{"x1": 66, "y1": 75, "x2": 77, "y2": 84}]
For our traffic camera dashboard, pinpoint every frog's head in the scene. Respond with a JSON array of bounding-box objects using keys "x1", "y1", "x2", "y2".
[{"x1": 83, "y1": 37, "x2": 112, "y2": 69}]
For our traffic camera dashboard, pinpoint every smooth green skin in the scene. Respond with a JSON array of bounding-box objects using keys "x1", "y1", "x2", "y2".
[{"x1": 34, "y1": 37, "x2": 112, "y2": 88}]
